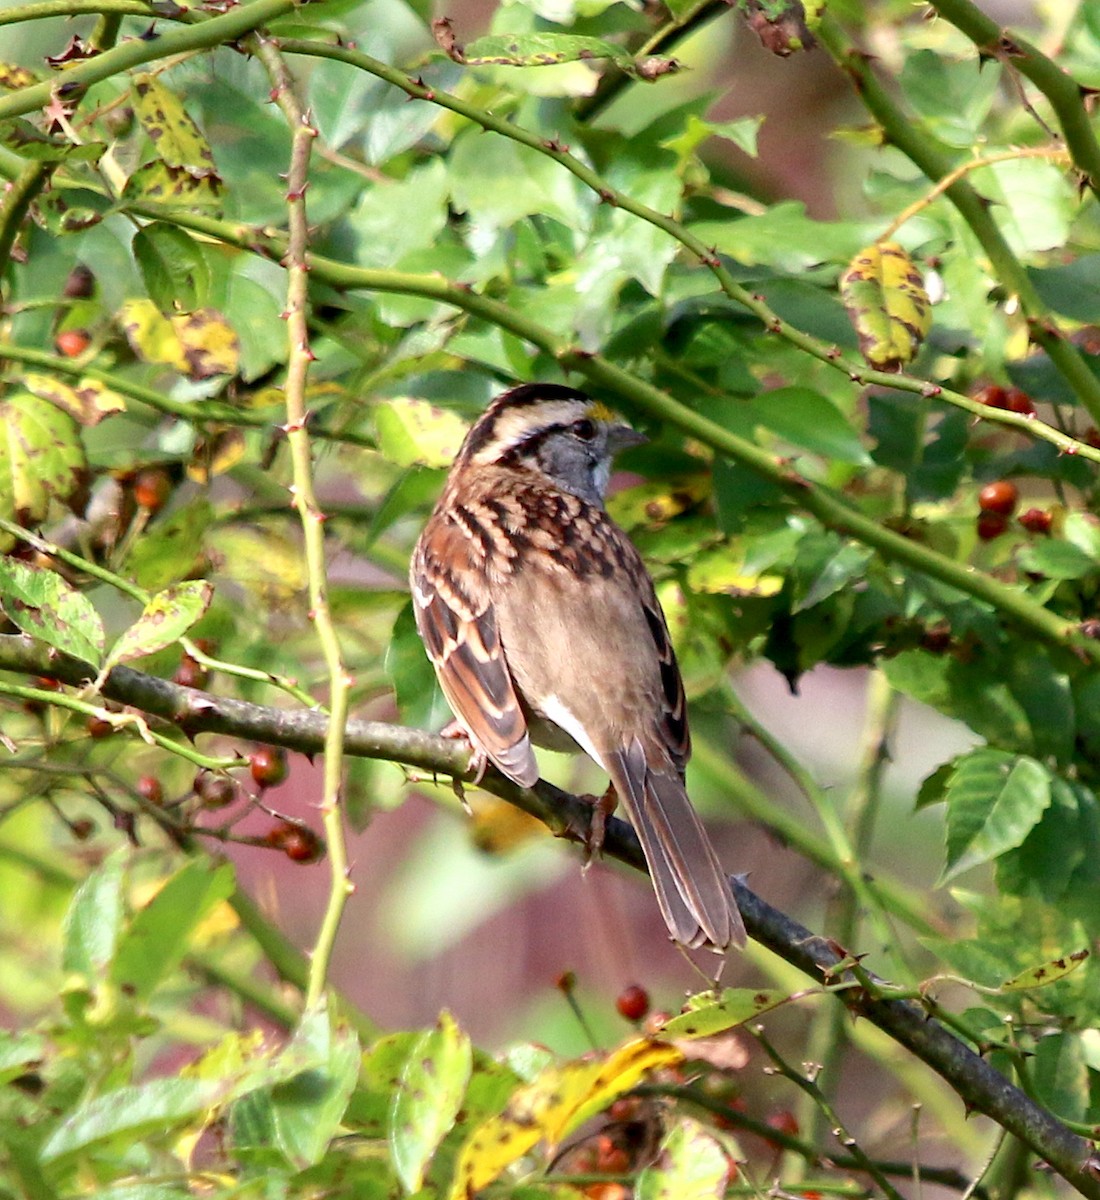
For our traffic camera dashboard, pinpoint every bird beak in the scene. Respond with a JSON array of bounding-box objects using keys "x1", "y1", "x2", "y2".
[{"x1": 608, "y1": 424, "x2": 647, "y2": 454}]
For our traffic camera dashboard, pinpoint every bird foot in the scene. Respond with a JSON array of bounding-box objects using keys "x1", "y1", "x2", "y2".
[
  {"x1": 576, "y1": 784, "x2": 618, "y2": 872},
  {"x1": 440, "y1": 720, "x2": 488, "y2": 782},
  {"x1": 440, "y1": 721, "x2": 487, "y2": 812}
]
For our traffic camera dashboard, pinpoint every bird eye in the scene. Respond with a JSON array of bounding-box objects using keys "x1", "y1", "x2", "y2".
[{"x1": 572, "y1": 418, "x2": 597, "y2": 442}]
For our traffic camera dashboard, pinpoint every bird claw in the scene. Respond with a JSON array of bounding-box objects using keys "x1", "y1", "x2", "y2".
[
  {"x1": 440, "y1": 720, "x2": 489, "y2": 796},
  {"x1": 577, "y1": 784, "x2": 618, "y2": 872}
]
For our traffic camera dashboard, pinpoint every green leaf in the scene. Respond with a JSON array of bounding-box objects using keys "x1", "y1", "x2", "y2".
[
  {"x1": 450, "y1": 130, "x2": 581, "y2": 231},
  {"x1": 133, "y1": 222, "x2": 211, "y2": 312},
  {"x1": 347, "y1": 1031, "x2": 422, "y2": 1137},
  {"x1": 636, "y1": 1117, "x2": 732, "y2": 1200},
  {"x1": 386, "y1": 599, "x2": 447, "y2": 730},
  {"x1": 348, "y1": 160, "x2": 451, "y2": 269},
  {"x1": 899, "y1": 50, "x2": 1001, "y2": 147},
  {"x1": 271, "y1": 1005, "x2": 361, "y2": 1168},
  {"x1": 750, "y1": 387, "x2": 871, "y2": 465},
  {"x1": 389, "y1": 1010, "x2": 472, "y2": 1192},
  {"x1": 459, "y1": 32, "x2": 674, "y2": 79},
  {"x1": 105, "y1": 580, "x2": 213, "y2": 670},
  {"x1": 654, "y1": 988, "x2": 788, "y2": 1038},
  {"x1": 42, "y1": 1076, "x2": 225, "y2": 1163},
  {"x1": 1018, "y1": 538, "x2": 1099, "y2": 581},
  {"x1": 0, "y1": 117, "x2": 105, "y2": 162},
  {"x1": 0, "y1": 1030, "x2": 45, "y2": 1084},
  {"x1": 0, "y1": 558, "x2": 105, "y2": 666},
  {"x1": 109, "y1": 859, "x2": 234, "y2": 1003},
  {"x1": 127, "y1": 498, "x2": 213, "y2": 591},
  {"x1": 0, "y1": 392, "x2": 87, "y2": 537},
  {"x1": 941, "y1": 750, "x2": 1053, "y2": 883},
  {"x1": 1031, "y1": 1032, "x2": 1089, "y2": 1123},
  {"x1": 61, "y1": 851, "x2": 125, "y2": 979}
]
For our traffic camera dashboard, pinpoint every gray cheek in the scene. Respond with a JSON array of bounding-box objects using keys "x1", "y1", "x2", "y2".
[{"x1": 592, "y1": 458, "x2": 611, "y2": 500}]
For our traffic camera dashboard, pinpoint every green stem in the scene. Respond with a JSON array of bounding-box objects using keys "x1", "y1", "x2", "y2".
[
  {"x1": 816, "y1": 15, "x2": 1100, "y2": 423},
  {"x1": 0, "y1": 162, "x2": 52, "y2": 290},
  {"x1": 0, "y1": 0, "x2": 174, "y2": 26},
  {"x1": 927, "y1": 0, "x2": 1100, "y2": 199},
  {"x1": 0, "y1": 0, "x2": 297, "y2": 123}
]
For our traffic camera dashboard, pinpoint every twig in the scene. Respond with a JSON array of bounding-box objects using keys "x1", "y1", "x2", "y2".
[{"x1": 251, "y1": 36, "x2": 352, "y2": 1014}]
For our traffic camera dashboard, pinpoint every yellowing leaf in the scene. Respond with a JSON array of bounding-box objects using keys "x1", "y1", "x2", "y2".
[
  {"x1": 118, "y1": 301, "x2": 239, "y2": 380},
  {"x1": 170, "y1": 308, "x2": 240, "y2": 379},
  {"x1": 607, "y1": 475, "x2": 708, "y2": 531},
  {"x1": 654, "y1": 988, "x2": 790, "y2": 1039},
  {"x1": 1002, "y1": 950, "x2": 1088, "y2": 992},
  {"x1": 22, "y1": 372, "x2": 126, "y2": 426},
  {"x1": 687, "y1": 544, "x2": 784, "y2": 597},
  {"x1": 131, "y1": 73, "x2": 219, "y2": 179},
  {"x1": 124, "y1": 160, "x2": 223, "y2": 210},
  {"x1": 208, "y1": 527, "x2": 307, "y2": 606},
  {"x1": 450, "y1": 1038, "x2": 681, "y2": 1199},
  {"x1": 469, "y1": 798, "x2": 547, "y2": 853},
  {"x1": 840, "y1": 241, "x2": 931, "y2": 370},
  {"x1": 187, "y1": 428, "x2": 246, "y2": 482},
  {"x1": 0, "y1": 62, "x2": 42, "y2": 90},
  {"x1": 0, "y1": 392, "x2": 86, "y2": 539},
  {"x1": 118, "y1": 299, "x2": 189, "y2": 372},
  {"x1": 375, "y1": 398, "x2": 469, "y2": 468}
]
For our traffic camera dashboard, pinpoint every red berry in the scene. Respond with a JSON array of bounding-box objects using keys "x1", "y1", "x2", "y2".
[
  {"x1": 250, "y1": 745, "x2": 288, "y2": 789},
  {"x1": 764, "y1": 1109, "x2": 800, "y2": 1148},
  {"x1": 972, "y1": 383, "x2": 1008, "y2": 409},
  {"x1": 55, "y1": 329, "x2": 91, "y2": 358},
  {"x1": 62, "y1": 264, "x2": 95, "y2": 299},
  {"x1": 1019, "y1": 507, "x2": 1053, "y2": 534},
  {"x1": 1003, "y1": 387, "x2": 1036, "y2": 416},
  {"x1": 593, "y1": 1135, "x2": 630, "y2": 1174},
  {"x1": 173, "y1": 655, "x2": 208, "y2": 689},
  {"x1": 136, "y1": 775, "x2": 163, "y2": 805},
  {"x1": 267, "y1": 821, "x2": 323, "y2": 863},
  {"x1": 132, "y1": 467, "x2": 173, "y2": 513},
  {"x1": 978, "y1": 481, "x2": 1018, "y2": 516},
  {"x1": 86, "y1": 714, "x2": 114, "y2": 738},
  {"x1": 976, "y1": 511, "x2": 1009, "y2": 541},
  {"x1": 607, "y1": 1097, "x2": 642, "y2": 1122},
  {"x1": 194, "y1": 770, "x2": 235, "y2": 809},
  {"x1": 615, "y1": 984, "x2": 650, "y2": 1022}
]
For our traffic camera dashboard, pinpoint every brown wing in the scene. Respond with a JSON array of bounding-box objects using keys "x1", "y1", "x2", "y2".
[
  {"x1": 410, "y1": 508, "x2": 538, "y2": 788},
  {"x1": 633, "y1": 560, "x2": 691, "y2": 775}
]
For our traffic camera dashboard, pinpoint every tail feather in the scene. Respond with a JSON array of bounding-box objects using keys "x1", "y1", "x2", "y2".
[{"x1": 607, "y1": 741, "x2": 746, "y2": 950}]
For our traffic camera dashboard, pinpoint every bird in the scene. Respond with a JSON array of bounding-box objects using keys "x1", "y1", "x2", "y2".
[{"x1": 409, "y1": 382, "x2": 745, "y2": 950}]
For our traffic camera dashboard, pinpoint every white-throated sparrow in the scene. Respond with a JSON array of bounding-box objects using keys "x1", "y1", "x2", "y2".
[{"x1": 410, "y1": 383, "x2": 745, "y2": 949}]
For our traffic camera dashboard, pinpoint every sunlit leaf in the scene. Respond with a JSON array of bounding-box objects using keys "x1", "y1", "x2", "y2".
[
  {"x1": 390, "y1": 1011, "x2": 472, "y2": 1191},
  {"x1": 636, "y1": 1116, "x2": 733, "y2": 1200},
  {"x1": 0, "y1": 557, "x2": 105, "y2": 665}
]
